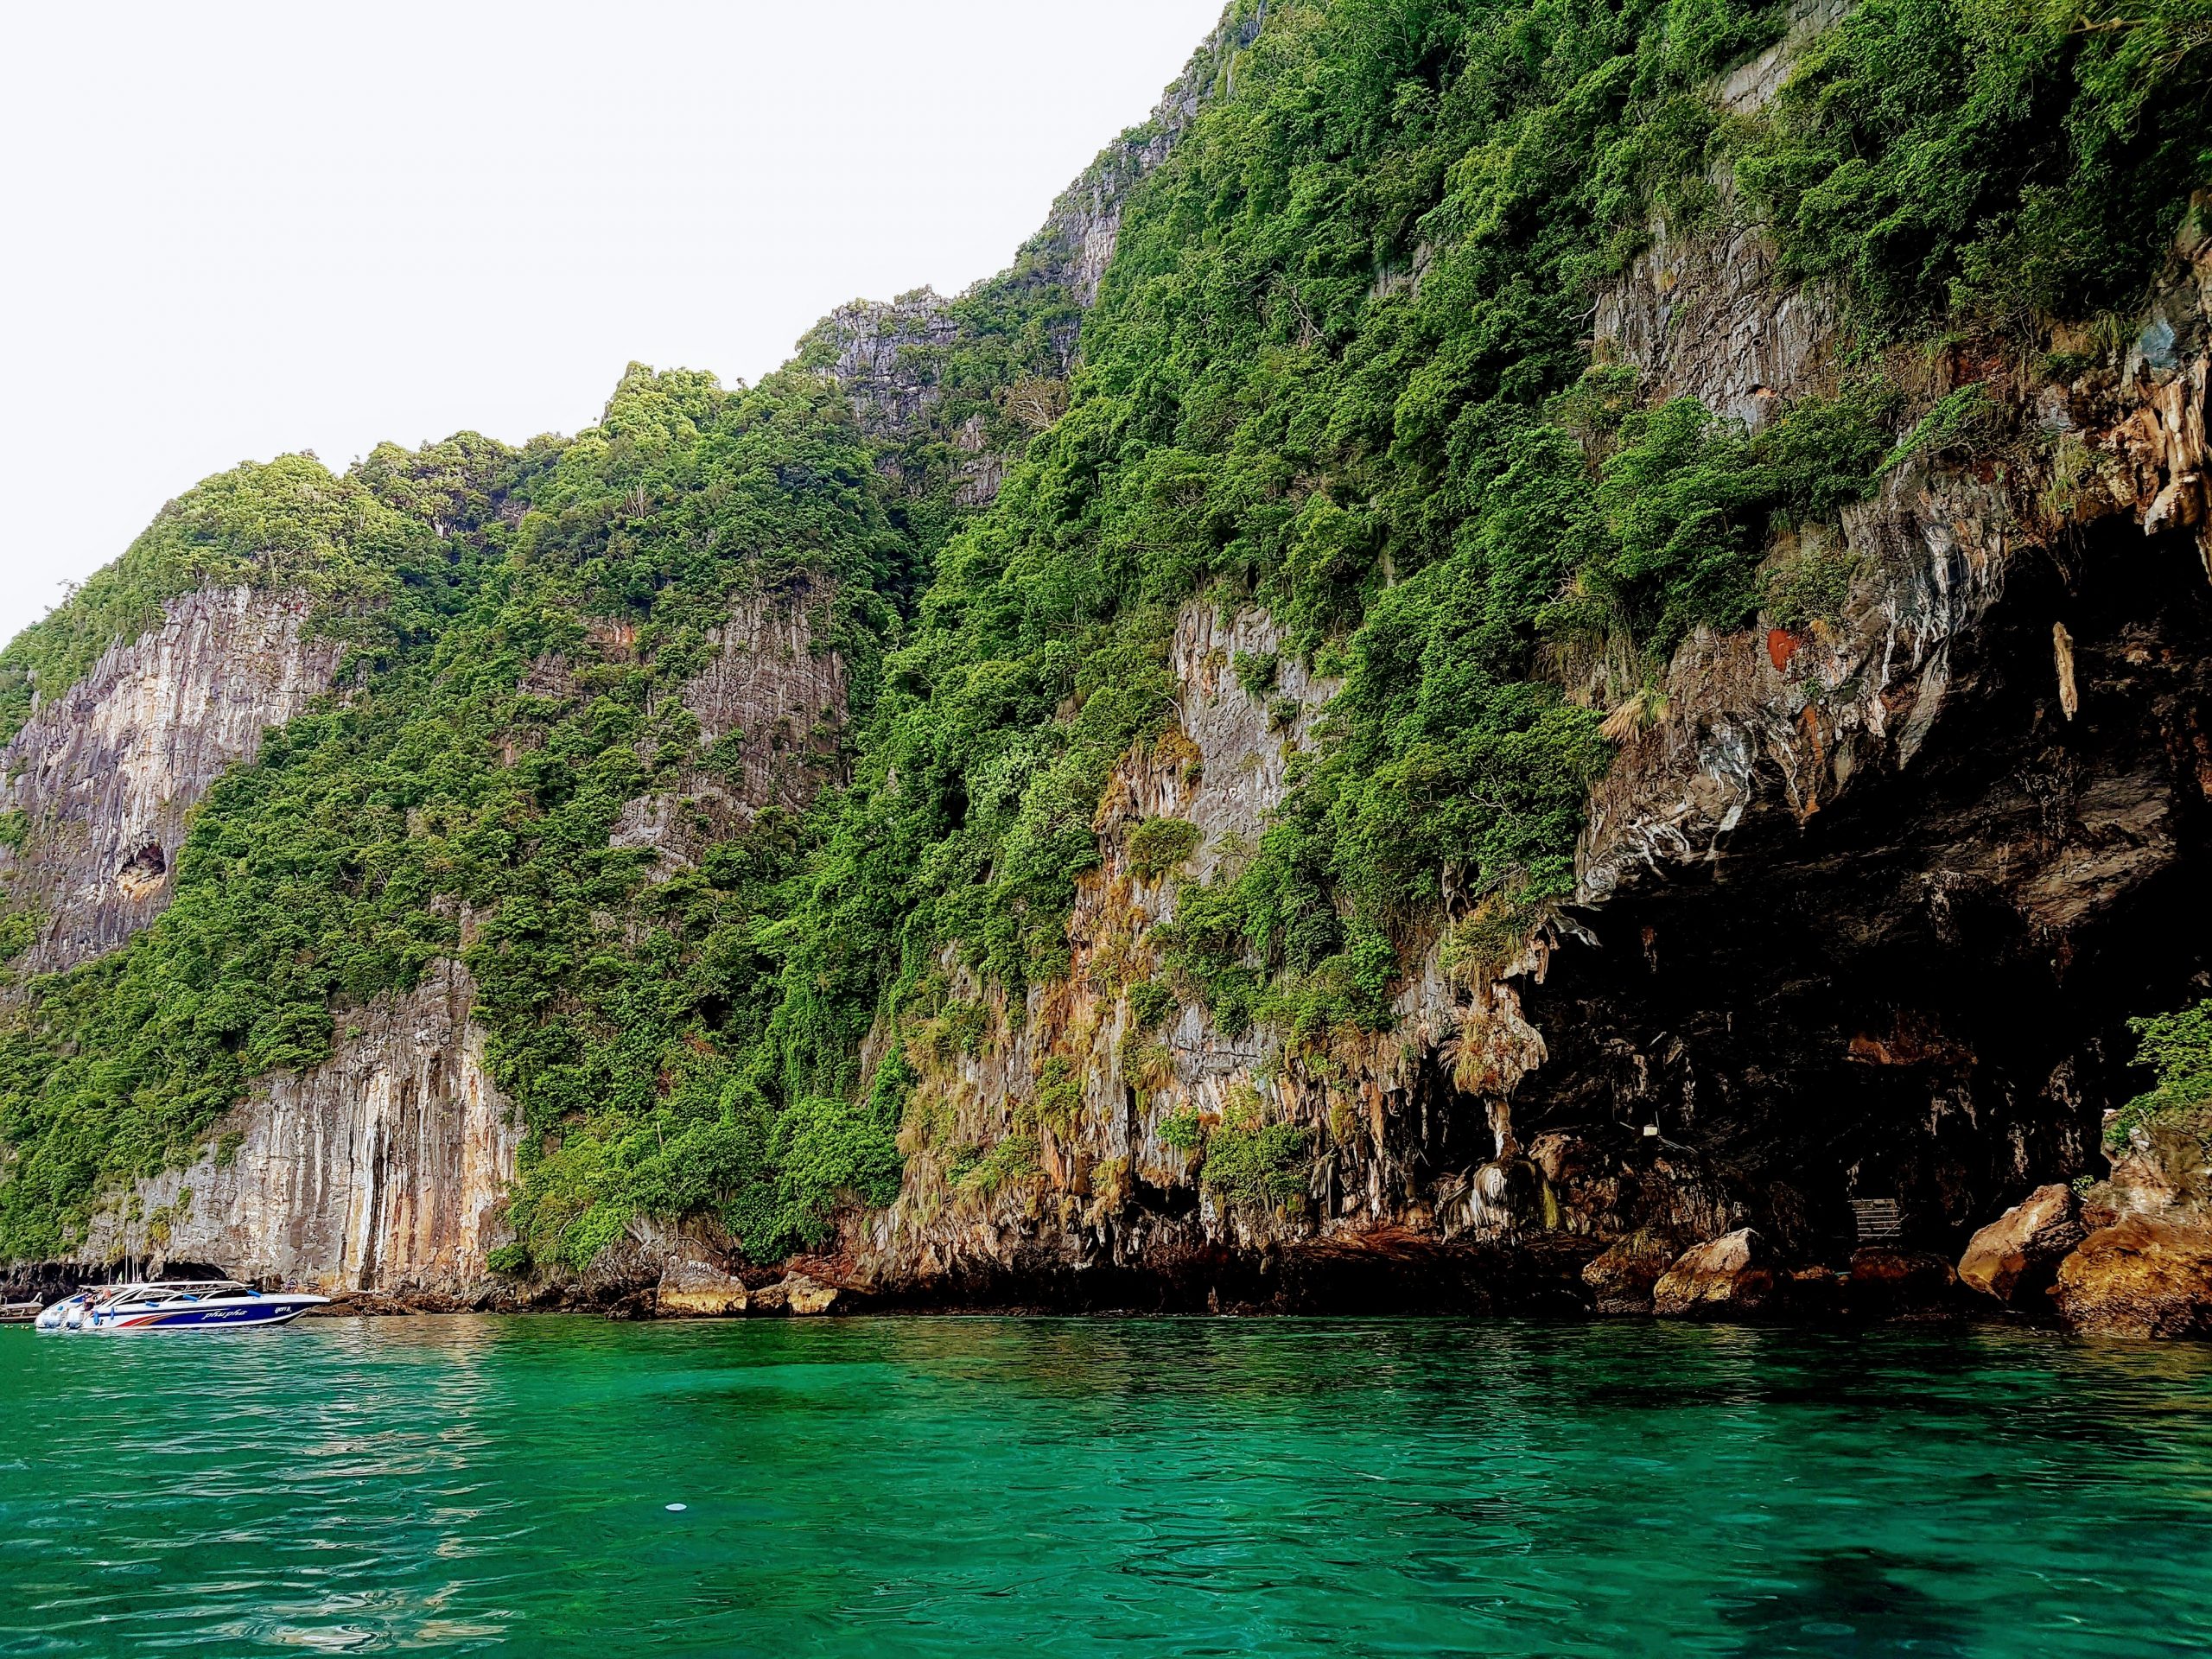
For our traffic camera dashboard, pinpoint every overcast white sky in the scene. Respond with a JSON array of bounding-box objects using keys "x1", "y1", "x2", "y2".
[{"x1": 0, "y1": 1, "x2": 1225, "y2": 647}]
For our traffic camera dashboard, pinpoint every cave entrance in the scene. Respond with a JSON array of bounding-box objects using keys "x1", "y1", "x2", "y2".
[{"x1": 1512, "y1": 514, "x2": 2212, "y2": 1260}]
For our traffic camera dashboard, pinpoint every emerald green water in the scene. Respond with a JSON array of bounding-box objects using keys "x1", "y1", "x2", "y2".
[{"x1": 3, "y1": 1319, "x2": 2209, "y2": 1655}]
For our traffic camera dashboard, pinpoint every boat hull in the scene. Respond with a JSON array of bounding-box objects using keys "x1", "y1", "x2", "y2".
[
  {"x1": 89, "y1": 1300, "x2": 323, "y2": 1332},
  {"x1": 32, "y1": 1281, "x2": 331, "y2": 1332}
]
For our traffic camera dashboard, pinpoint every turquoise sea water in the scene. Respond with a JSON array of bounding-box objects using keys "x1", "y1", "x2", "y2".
[{"x1": 3, "y1": 1318, "x2": 2210, "y2": 1656}]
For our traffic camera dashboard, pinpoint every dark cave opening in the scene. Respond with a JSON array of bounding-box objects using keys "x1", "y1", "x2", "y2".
[
  {"x1": 118, "y1": 841, "x2": 166, "y2": 881},
  {"x1": 1510, "y1": 518, "x2": 2212, "y2": 1261}
]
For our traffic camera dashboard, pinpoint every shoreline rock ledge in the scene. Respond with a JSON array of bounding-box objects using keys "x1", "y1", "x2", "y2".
[{"x1": 2051, "y1": 1218, "x2": 2212, "y2": 1338}]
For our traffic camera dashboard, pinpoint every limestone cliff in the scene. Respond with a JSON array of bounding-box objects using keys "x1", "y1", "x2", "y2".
[
  {"x1": 11, "y1": 0, "x2": 2212, "y2": 1338},
  {"x1": 55, "y1": 583, "x2": 853, "y2": 1294},
  {"x1": 80, "y1": 960, "x2": 517, "y2": 1297},
  {"x1": 0, "y1": 0, "x2": 1201, "y2": 1291},
  {"x1": 822, "y1": 175, "x2": 2212, "y2": 1319},
  {"x1": 0, "y1": 586, "x2": 344, "y2": 975}
]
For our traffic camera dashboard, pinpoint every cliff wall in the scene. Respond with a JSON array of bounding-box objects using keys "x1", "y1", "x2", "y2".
[
  {"x1": 79, "y1": 960, "x2": 517, "y2": 1296},
  {"x1": 13, "y1": 1, "x2": 2212, "y2": 1334},
  {"x1": 51, "y1": 585, "x2": 853, "y2": 1293},
  {"x1": 824, "y1": 168, "x2": 2212, "y2": 1319},
  {"x1": 0, "y1": 0, "x2": 1209, "y2": 1291},
  {"x1": 0, "y1": 586, "x2": 344, "y2": 976}
]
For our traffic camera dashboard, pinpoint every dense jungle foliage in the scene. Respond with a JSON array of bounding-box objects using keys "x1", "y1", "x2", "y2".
[
  {"x1": 2, "y1": 0, "x2": 2207, "y2": 1265},
  {"x1": 0, "y1": 372, "x2": 917, "y2": 1263}
]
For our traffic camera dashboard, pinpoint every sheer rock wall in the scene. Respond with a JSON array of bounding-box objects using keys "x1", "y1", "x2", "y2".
[
  {"x1": 18, "y1": 3, "x2": 2212, "y2": 1332},
  {"x1": 0, "y1": 586, "x2": 345, "y2": 976},
  {"x1": 609, "y1": 586, "x2": 849, "y2": 876},
  {"x1": 78, "y1": 961, "x2": 518, "y2": 1295}
]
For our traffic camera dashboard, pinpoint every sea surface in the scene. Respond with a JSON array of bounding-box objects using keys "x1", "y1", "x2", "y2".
[{"x1": 2, "y1": 1316, "x2": 2209, "y2": 1656}]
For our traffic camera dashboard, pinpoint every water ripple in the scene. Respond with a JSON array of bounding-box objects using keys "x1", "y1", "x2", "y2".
[{"x1": 3, "y1": 1319, "x2": 2211, "y2": 1655}]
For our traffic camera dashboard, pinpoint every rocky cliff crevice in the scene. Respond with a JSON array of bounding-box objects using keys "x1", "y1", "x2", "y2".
[{"x1": 850, "y1": 601, "x2": 1346, "y2": 1296}]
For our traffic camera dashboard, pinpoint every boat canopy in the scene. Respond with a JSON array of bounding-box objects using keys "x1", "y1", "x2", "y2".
[{"x1": 95, "y1": 1281, "x2": 257, "y2": 1304}]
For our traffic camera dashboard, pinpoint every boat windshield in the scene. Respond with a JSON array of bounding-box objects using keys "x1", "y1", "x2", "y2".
[{"x1": 98, "y1": 1281, "x2": 254, "y2": 1306}]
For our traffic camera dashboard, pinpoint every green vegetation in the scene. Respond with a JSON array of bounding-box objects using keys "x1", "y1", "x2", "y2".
[
  {"x1": 1232, "y1": 649, "x2": 1281, "y2": 700},
  {"x1": 1127, "y1": 817, "x2": 1204, "y2": 879},
  {"x1": 1158, "y1": 1106, "x2": 1206, "y2": 1154},
  {"x1": 2109, "y1": 999, "x2": 2212, "y2": 1155},
  {"x1": 1740, "y1": 0, "x2": 2212, "y2": 327},
  {"x1": 1203, "y1": 1119, "x2": 1315, "y2": 1209},
  {"x1": 1126, "y1": 976, "x2": 1179, "y2": 1031},
  {"x1": 954, "y1": 1133, "x2": 1042, "y2": 1198},
  {"x1": 0, "y1": 368, "x2": 913, "y2": 1265},
  {"x1": 0, "y1": 454, "x2": 435, "y2": 748},
  {"x1": 2, "y1": 0, "x2": 2202, "y2": 1266},
  {"x1": 1159, "y1": 1084, "x2": 1313, "y2": 1209}
]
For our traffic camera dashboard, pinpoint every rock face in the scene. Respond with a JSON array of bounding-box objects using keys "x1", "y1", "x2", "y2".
[
  {"x1": 1582, "y1": 1234, "x2": 1682, "y2": 1315},
  {"x1": 665, "y1": 1269, "x2": 842, "y2": 1318},
  {"x1": 1592, "y1": 0, "x2": 1846, "y2": 432},
  {"x1": 609, "y1": 586, "x2": 850, "y2": 875},
  {"x1": 0, "y1": 587, "x2": 344, "y2": 975},
  {"x1": 784, "y1": 1276, "x2": 842, "y2": 1317},
  {"x1": 78, "y1": 961, "x2": 518, "y2": 1294},
  {"x1": 2052, "y1": 1217, "x2": 2212, "y2": 1338},
  {"x1": 18, "y1": 8, "x2": 2212, "y2": 1337},
  {"x1": 76, "y1": 586, "x2": 848, "y2": 1296},
  {"x1": 1959, "y1": 1185, "x2": 2087, "y2": 1306},
  {"x1": 1844, "y1": 1249, "x2": 1961, "y2": 1321},
  {"x1": 1491, "y1": 199, "x2": 2212, "y2": 1319},
  {"x1": 677, "y1": 588, "x2": 848, "y2": 812},
  {"x1": 656, "y1": 1255, "x2": 751, "y2": 1317},
  {"x1": 853, "y1": 599, "x2": 1397, "y2": 1300},
  {"x1": 836, "y1": 157, "x2": 2212, "y2": 1324}
]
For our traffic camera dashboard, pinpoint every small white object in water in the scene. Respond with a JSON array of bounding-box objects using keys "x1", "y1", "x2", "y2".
[{"x1": 665, "y1": 1503, "x2": 688, "y2": 1512}]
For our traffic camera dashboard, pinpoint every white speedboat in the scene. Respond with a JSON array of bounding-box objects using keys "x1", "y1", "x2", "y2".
[
  {"x1": 31, "y1": 1293, "x2": 87, "y2": 1332},
  {"x1": 35, "y1": 1281, "x2": 327, "y2": 1332}
]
